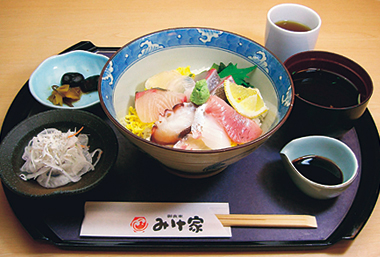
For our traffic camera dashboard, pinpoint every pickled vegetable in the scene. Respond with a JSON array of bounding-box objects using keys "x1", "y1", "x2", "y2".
[
  {"x1": 61, "y1": 72, "x2": 85, "y2": 88},
  {"x1": 48, "y1": 84, "x2": 82, "y2": 107},
  {"x1": 48, "y1": 72, "x2": 99, "y2": 107},
  {"x1": 81, "y1": 75, "x2": 99, "y2": 92}
]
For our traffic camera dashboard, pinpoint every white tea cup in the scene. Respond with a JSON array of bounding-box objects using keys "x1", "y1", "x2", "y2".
[{"x1": 265, "y1": 3, "x2": 321, "y2": 62}]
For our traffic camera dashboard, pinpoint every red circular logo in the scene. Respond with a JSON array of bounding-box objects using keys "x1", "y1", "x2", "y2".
[{"x1": 130, "y1": 217, "x2": 148, "y2": 232}]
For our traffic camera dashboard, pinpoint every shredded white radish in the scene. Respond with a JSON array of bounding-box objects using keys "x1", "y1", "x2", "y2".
[{"x1": 19, "y1": 128, "x2": 103, "y2": 188}]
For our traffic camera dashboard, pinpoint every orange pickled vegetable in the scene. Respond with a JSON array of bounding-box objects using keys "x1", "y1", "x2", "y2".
[
  {"x1": 48, "y1": 91, "x2": 63, "y2": 105},
  {"x1": 64, "y1": 87, "x2": 82, "y2": 100},
  {"x1": 48, "y1": 84, "x2": 82, "y2": 107}
]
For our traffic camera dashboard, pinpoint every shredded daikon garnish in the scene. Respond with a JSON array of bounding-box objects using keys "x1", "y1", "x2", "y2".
[{"x1": 19, "y1": 127, "x2": 102, "y2": 188}]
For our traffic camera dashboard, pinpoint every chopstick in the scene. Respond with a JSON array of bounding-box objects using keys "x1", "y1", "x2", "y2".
[{"x1": 216, "y1": 214, "x2": 317, "y2": 228}]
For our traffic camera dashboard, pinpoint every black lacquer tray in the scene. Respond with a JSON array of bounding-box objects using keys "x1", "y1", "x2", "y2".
[{"x1": 1, "y1": 41, "x2": 380, "y2": 251}]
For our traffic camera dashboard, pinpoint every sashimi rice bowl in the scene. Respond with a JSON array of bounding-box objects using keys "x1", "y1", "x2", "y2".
[{"x1": 99, "y1": 28, "x2": 294, "y2": 178}]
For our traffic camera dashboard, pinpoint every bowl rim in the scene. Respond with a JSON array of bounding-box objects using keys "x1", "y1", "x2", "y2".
[
  {"x1": 99, "y1": 26, "x2": 295, "y2": 154},
  {"x1": 29, "y1": 50, "x2": 109, "y2": 110}
]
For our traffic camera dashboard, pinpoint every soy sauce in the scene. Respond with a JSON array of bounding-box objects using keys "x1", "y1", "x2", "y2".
[
  {"x1": 275, "y1": 20, "x2": 311, "y2": 32},
  {"x1": 292, "y1": 155, "x2": 343, "y2": 185},
  {"x1": 292, "y1": 69, "x2": 361, "y2": 108}
]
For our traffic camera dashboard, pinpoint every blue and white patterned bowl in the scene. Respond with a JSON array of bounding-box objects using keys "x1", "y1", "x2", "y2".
[
  {"x1": 29, "y1": 50, "x2": 109, "y2": 109},
  {"x1": 99, "y1": 27, "x2": 294, "y2": 178}
]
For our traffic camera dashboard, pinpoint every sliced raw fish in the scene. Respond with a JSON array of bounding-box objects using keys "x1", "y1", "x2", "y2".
[
  {"x1": 191, "y1": 104, "x2": 207, "y2": 139},
  {"x1": 205, "y1": 95, "x2": 262, "y2": 144},
  {"x1": 191, "y1": 105, "x2": 232, "y2": 149},
  {"x1": 194, "y1": 68, "x2": 221, "y2": 93},
  {"x1": 151, "y1": 103, "x2": 196, "y2": 145},
  {"x1": 145, "y1": 70, "x2": 195, "y2": 98},
  {"x1": 210, "y1": 75, "x2": 235, "y2": 101},
  {"x1": 173, "y1": 134, "x2": 210, "y2": 150},
  {"x1": 201, "y1": 113, "x2": 232, "y2": 149},
  {"x1": 135, "y1": 88, "x2": 187, "y2": 123}
]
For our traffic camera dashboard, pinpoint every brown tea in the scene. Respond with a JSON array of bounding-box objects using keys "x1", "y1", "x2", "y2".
[{"x1": 275, "y1": 20, "x2": 311, "y2": 32}]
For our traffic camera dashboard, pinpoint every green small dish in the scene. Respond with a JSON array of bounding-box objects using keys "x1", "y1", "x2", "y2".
[
  {"x1": 280, "y1": 135, "x2": 358, "y2": 199},
  {"x1": 29, "y1": 50, "x2": 109, "y2": 109}
]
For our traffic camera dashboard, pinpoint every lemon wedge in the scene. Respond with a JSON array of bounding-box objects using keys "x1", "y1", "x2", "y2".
[{"x1": 224, "y1": 80, "x2": 268, "y2": 118}]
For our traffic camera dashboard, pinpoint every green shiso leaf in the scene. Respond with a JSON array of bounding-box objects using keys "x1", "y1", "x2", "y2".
[{"x1": 212, "y1": 62, "x2": 257, "y2": 88}]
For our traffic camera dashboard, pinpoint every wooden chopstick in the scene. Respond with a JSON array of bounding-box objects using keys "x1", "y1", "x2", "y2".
[{"x1": 216, "y1": 214, "x2": 317, "y2": 228}]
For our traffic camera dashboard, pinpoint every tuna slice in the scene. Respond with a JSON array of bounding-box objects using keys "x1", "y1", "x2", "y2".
[
  {"x1": 205, "y1": 95, "x2": 262, "y2": 144},
  {"x1": 135, "y1": 88, "x2": 187, "y2": 123},
  {"x1": 151, "y1": 103, "x2": 196, "y2": 145}
]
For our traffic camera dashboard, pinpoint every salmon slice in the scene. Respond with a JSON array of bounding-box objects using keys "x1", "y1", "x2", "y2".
[
  {"x1": 135, "y1": 88, "x2": 187, "y2": 123},
  {"x1": 205, "y1": 95, "x2": 262, "y2": 144}
]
